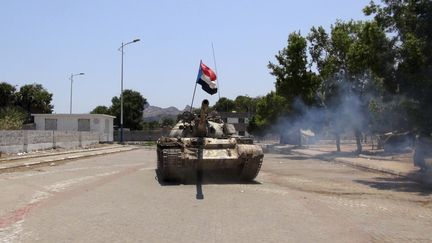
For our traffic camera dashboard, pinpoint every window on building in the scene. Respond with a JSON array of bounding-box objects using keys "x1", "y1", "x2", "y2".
[
  {"x1": 104, "y1": 119, "x2": 109, "y2": 133},
  {"x1": 227, "y1": 117, "x2": 238, "y2": 124},
  {"x1": 45, "y1": 119, "x2": 57, "y2": 130},
  {"x1": 238, "y1": 118, "x2": 245, "y2": 124},
  {"x1": 78, "y1": 119, "x2": 91, "y2": 131}
]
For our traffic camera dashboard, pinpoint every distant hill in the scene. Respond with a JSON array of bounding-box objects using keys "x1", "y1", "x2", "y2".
[{"x1": 143, "y1": 105, "x2": 191, "y2": 122}]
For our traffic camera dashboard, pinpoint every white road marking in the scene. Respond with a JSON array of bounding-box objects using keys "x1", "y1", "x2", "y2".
[
  {"x1": 43, "y1": 171, "x2": 119, "y2": 192},
  {"x1": 0, "y1": 220, "x2": 24, "y2": 243},
  {"x1": 0, "y1": 163, "x2": 146, "y2": 180},
  {"x1": 0, "y1": 170, "x2": 123, "y2": 243},
  {"x1": 138, "y1": 168, "x2": 155, "y2": 171},
  {"x1": 29, "y1": 191, "x2": 50, "y2": 204}
]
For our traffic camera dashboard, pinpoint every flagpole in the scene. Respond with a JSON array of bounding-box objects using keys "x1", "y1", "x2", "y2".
[
  {"x1": 211, "y1": 42, "x2": 220, "y2": 99},
  {"x1": 190, "y1": 60, "x2": 202, "y2": 112},
  {"x1": 190, "y1": 83, "x2": 198, "y2": 113}
]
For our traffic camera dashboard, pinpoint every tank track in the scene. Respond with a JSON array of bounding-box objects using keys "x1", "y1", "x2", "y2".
[
  {"x1": 157, "y1": 147, "x2": 182, "y2": 181},
  {"x1": 239, "y1": 156, "x2": 263, "y2": 181}
]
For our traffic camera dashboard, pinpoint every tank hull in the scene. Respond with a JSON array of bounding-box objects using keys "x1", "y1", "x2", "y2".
[{"x1": 157, "y1": 137, "x2": 263, "y2": 181}]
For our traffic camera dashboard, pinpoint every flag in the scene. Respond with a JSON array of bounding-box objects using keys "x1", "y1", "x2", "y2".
[{"x1": 196, "y1": 61, "x2": 217, "y2": 95}]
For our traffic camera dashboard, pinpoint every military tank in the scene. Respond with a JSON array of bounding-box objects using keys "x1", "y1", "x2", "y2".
[{"x1": 157, "y1": 99, "x2": 263, "y2": 182}]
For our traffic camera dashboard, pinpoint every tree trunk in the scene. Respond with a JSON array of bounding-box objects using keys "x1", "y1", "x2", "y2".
[
  {"x1": 298, "y1": 129, "x2": 302, "y2": 147},
  {"x1": 354, "y1": 128, "x2": 362, "y2": 154},
  {"x1": 280, "y1": 134, "x2": 285, "y2": 144},
  {"x1": 335, "y1": 132, "x2": 341, "y2": 152}
]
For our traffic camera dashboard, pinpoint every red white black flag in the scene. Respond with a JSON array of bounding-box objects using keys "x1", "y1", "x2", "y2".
[{"x1": 196, "y1": 61, "x2": 217, "y2": 95}]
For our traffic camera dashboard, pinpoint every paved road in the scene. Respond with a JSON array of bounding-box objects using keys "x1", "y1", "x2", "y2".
[{"x1": 0, "y1": 148, "x2": 431, "y2": 242}]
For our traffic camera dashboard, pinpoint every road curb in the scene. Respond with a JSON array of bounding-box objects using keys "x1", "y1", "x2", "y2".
[
  {"x1": 330, "y1": 157, "x2": 409, "y2": 177},
  {"x1": 358, "y1": 154, "x2": 394, "y2": 161},
  {"x1": 0, "y1": 145, "x2": 125, "y2": 163},
  {"x1": 282, "y1": 149, "x2": 431, "y2": 187},
  {"x1": 0, "y1": 147, "x2": 139, "y2": 173},
  {"x1": 328, "y1": 156, "x2": 432, "y2": 187}
]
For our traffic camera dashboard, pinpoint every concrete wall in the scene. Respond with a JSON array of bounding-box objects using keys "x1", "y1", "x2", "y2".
[
  {"x1": 0, "y1": 130, "x2": 101, "y2": 154},
  {"x1": 113, "y1": 130, "x2": 170, "y2": 141}
]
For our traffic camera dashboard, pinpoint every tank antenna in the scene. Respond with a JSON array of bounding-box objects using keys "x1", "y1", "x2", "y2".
[{"x1": 211, "y1": 42, "x2": 220, "y2": 99}]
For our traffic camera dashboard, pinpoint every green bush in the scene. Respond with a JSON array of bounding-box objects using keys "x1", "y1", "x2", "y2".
[{"x1": 0, "y1": 106, "x2": 26, "y2": 130}]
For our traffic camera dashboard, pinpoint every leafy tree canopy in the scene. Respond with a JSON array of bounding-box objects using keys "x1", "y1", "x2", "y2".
[
  {"x1": 268, "y1": 32, "x2": 319, "y2": 107},
  {"x1": 15, "y1": 83, "x2": 53, "y2": 115},
  {"x1": 365, "y1": 0, "x2": 432, "y2": 134},
  {"x1": 234, "y1": 96, "x2": 258, "y2": 113},
  {"x1": 249, "y1": 92, "x2": 287, "y2": 134},
  {"x1": 213, "y1": 97, "x2": 236, "y2": 112},
  {"x1": 90, "y1": 106, "x2": 110, "y2": 115},
  {"x1": 161, "y1": 117, "x2": 175, "y2": 127},
  {"x1": 0, "y1": 82, "x2": 17, "y2": 108},
  {"x1": 109, "y1": 89, "x2": 147, "y2": 130}
]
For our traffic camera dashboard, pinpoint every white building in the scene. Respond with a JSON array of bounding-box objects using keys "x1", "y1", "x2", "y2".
[
  {"x1": 219, "y1": 112, "x2": 251, "y2": 136},
  {"x1": 32, "y1": 114, "x2": 115, "y2": 142}
]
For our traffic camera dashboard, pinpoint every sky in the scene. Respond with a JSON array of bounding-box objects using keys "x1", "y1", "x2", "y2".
[{"x1": 0, "y1": 0, "x2": 371, "y2": 113}]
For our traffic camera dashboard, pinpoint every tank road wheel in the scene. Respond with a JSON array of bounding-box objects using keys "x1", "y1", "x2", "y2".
[{"x1": 239, "y1": 156, "x2": 263, "y2": 181}]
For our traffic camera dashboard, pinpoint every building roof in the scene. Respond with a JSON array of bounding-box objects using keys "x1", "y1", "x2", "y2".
[{"x1": 31, "y1": 113, "x2": 116, "y2": 119}]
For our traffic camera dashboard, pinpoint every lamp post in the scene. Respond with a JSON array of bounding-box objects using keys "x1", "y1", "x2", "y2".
[
  {"x1": 69, "y1": 72, "x2": 85, "y2": 114},
  {"x1": 118, "y1": 38, "x2": 140, "y2": 143}
]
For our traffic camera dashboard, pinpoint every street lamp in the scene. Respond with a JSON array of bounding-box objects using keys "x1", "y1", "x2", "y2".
[
  {"x1": 118, "y1": 38, "x2": 140, "y2": 143},
  {"x1": 69, "y1": 72, "x2": 85, "y2": 114}
]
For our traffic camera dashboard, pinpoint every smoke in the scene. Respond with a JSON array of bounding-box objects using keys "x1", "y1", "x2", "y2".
[
  {"x1": 271, "y1": 71, "x2": 378, "y2": 148},
  {"x1": 268, "y1": 70, "x2": 419, "y2": 153},
  {"x1": 281, "y1": 88, "x2": 361, "y2": 129}
]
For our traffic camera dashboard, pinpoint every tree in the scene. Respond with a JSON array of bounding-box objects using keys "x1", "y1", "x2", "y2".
[
  {"x1": 161, "y1": 117, "x2": 175, "y2": 127},
  {"x1": 365, "y1": 0, "x2": 432, "y2": 136},
  {"x1": 110, "y1": 89, "x2": 147, "y2": 130},
  {"x1": 15, "y1": 83, "x2": 53, "y2": 122},
  {"x1": 0, "y1": 82, "x2": 17, "y2": 108},
  {"x1": 142, "y1": 121, "x2": 159, "y2": 130},
  {"x1": 90, "y1": 106, "x2": 110, "y2": 115},
  {"x1": 249, "y1": 92, "x2": 287, "y2": 135},
  {"x1": 307, "y1": 20, "x2": 394, "y2": 153},
  {"x1": 234, "y1": 95, "x2": 258, "y2": 113},
  {"x1": 213, "y1": 97, "x2": 236, "y2": 112},
  {"x1": 268, "y1": 32, "x2": 319, "y2": 108},
  {"x1": 213, "y1": 96, "x2": 259, "y2": 114},
  {"x1": 264, "y1": 32, "x2": 321, "y2": 144}
]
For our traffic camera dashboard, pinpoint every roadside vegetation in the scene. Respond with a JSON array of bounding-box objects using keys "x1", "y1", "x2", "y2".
[
  {"x1": 91, "y1": 89, "x2": 148, "y2": 130},
  {"x1": 0, "y1": 82, "x2": 53, "y2": 129},
  {"x1": 196, "y1": 1, "x2": 431, "y2": 154},
  {"x1": 248, "y1": 0, "x2": 432, "y2": 153}
]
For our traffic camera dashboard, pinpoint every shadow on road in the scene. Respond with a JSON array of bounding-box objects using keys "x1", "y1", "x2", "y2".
[
  {"x1": 267, "y1": 150, "x2": 359, "y2": 160},
  {"x1": 279, "y1": 155, "x2": 312, "y2": 161},
  {"x1": 354, "y1": 174, "x2": 432, "y2": 196},
  {"x1": 155, "y1": 169, "x2": 261, "y2": 200},
  {"x1": 274, "y1": 152, "x2": 357, "y2": 163},
  {"x1": 155, "y1": 169, "x2": 262, "y2": 186}
]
